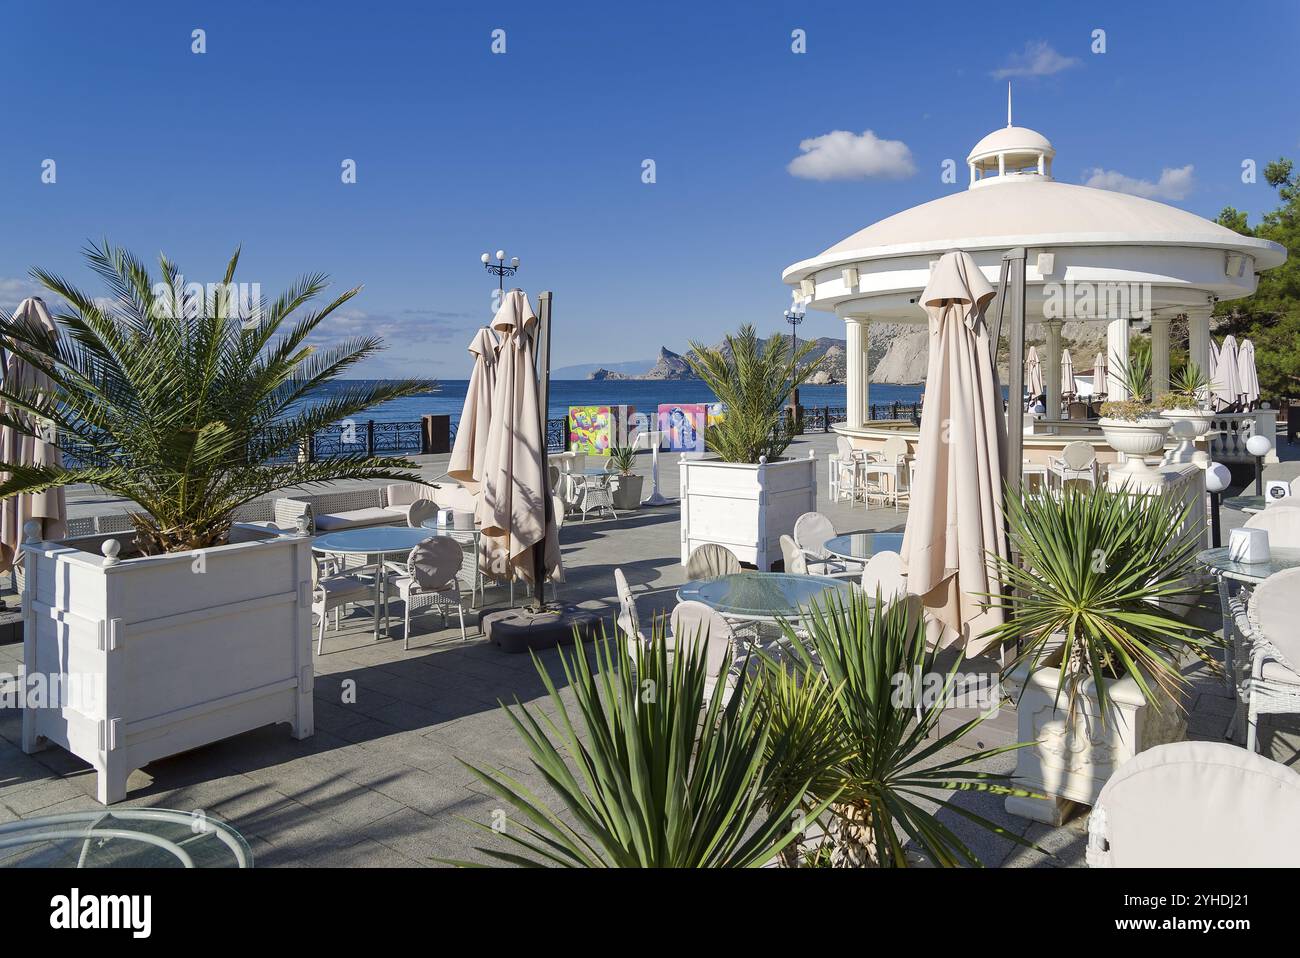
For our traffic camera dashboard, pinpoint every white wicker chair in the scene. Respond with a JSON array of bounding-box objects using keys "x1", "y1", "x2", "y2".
[
  {"x1": 573, "y1": 473, "x2": 618, "y2": 521},
  {"x1": 613, "y1": 567, "x2": 644, "y2": 653},
  {"x1": 779, "y1": 534, "x2": 807, "y2": 575},
  {"x1": 793, "y1": 512, "x2": 850, "y2": 574},
  {"x1": 685, "y1": 542, "x2": 741, "y2": 580},
  {"x1": 1048, "y1": 441, "x2": 1099, "y2": 492},
  {"x1": 1087, "y1": 741, "x2": 1300, "y2": 867},
  {"x1": 390, "y1": 536, "x2": 469, "y2": 649},
  {"x1": 860, "y1": 550, "x2": 906, "y2": 604},
  {"x1": 1243, "y1": 566, "x2": 1300, "y2": 753},
  {"x1": 858, "y1": 435, "x2": 911, "y2": 510},
  {"x1": 669, "y1": 600, "x2": 738, "y2": 704},
  {"x1": 311, "y1": 556, "x2": 374, "y2": 655}
]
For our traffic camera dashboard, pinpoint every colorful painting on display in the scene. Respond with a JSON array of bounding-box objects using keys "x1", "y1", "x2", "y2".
[
  {"x1": 568, "y1": 405, "x2": 638, "y2": 455},
  {"x1": 657, "y1": 403, "x2": 707, "y2": 454},
  {"x1": 706, "y1": 402, "x2": 725, "y2": 429}
]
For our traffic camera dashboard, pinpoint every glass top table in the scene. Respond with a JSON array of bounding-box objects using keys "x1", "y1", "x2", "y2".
[
  {"x1": 313, "y1": 526, "x2": 438, "y2": 641},
  {"x1": 0, "y1": 808, "x2": 252, "y2": 868},
  {"x1": 823, "y1": 531, "x2": 905, "y2": 563},
  {"x1": 1196, "y1": 546, "x2": 1300, "y2": 584},
  {"x1": 677, "y1": 572, "x2": 856, "y2": 622},
  {"x1": 1223, "y1": 495, "x2": 1266, "y2": 514}
]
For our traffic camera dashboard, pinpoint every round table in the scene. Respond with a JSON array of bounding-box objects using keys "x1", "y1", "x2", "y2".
[
  {"x1": 313, "y1": 527, "x2": 436, "y2": 640},
  {"x1": 677, "y1": 572, "x2": 856, "y2": 624},
  {"x1": 823, "y1": 531, "x2": 904, "y2": 564},
  {"x1": 0, "y1": 808, "x2": 252, "y2": 868},
  {"x1": 1197, "y1": 546, "x2": 1300, "y2": 741},
  {"x1": 1224, "y1": 495, "x2": 1266, "y2": 514}
]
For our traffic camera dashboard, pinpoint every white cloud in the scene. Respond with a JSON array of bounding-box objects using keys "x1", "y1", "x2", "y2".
[
  {"x1": 1082, "y1": 164, "x2": 1195, "y2": 200},
  {"x1": 787, "y1": 129, "x2": 916, "y2": 181},
  {"x1": 992, "y1": 41, "x2": 1079, "y2": 79}
]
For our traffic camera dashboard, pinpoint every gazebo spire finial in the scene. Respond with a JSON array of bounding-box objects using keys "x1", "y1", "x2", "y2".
[{"x1": 1007, "y1": 81, "x2": 1013, "y2": 127}]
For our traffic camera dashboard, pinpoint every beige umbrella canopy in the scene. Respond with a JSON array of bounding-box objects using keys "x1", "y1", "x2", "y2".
[
  {"x1": 1025, "y1": 346, "x2": 1044, "y2": 399},
  {"x1": 447, "y1": 325, "x2": 499, "y2": 493},
  {"x1": 477, "y1": 290, "x2": 561, "y2": 588},
  {"x1": 1213, "y1": 335, "x2": 1242, "y2": 411},
  {"x1": 0, "y1": 298, "x2": 67, "y2": 574},
  {"x1": 1237, "y1": 338, "x2": 1260, "y2": 408},
  {"x1": 1092, "y1": 352, "x2": 1107, "y2": 397},
  {"x1": 900, "y1": 251, "x2": 1007, "y2": 656},
  {"x1": 1060, "y1": 348, "x2": 1077, "y2": 397}
]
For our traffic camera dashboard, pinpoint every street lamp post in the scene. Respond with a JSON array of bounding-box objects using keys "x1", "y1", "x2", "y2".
[
  {"x1": 784, "y1": 303, "x2": 806, "y2": 422},
  {"x1": 481, "y1": 249, "x2": 520, "y2": 292}
]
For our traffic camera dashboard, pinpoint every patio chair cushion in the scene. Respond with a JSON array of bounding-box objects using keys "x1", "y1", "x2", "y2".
[
  {"x1": 1061, "y1": 441, "x2": 1095, "y2": 472},
  {"x1": 1089, "y1": 741, "x2": 1300, "y2": 867},
  {"x1": 1245, "y1": 508, "x2": 1300, "y2": 550},
  {"x1": 313, "y1": 508, "x2": 397, "y2": 531}
]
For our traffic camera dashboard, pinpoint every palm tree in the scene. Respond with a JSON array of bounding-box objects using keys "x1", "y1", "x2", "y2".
[
  {"x1": 685, "y1": 324, "x2": 818, "y2": 463},
  {"x1": 0, "y1": 241, "x2": 431, "y2": 553}
]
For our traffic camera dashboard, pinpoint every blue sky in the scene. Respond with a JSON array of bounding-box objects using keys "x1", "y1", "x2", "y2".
[{"x1": 1, "y1": 0, "x2": 1295, "y2": 377}]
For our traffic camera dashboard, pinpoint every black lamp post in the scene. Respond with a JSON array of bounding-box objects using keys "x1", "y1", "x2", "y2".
[
  {"x1": 1205, "y1": 461, "x2": 1231, "y2": 549},
  {"x1": 784, "y1": 303, "x2": 806, "y2": 416},
  {"x1": 481, "y1": 249, "x2": 519, "y2": 292}
]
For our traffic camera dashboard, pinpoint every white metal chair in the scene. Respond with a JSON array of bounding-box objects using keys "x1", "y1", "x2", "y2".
[
  {"x1": 572, "y1": 473, "x2": 618, "y2": 521},
  {"x1": 685, "y1": 542, "x2": 741, "y2": 580},
  {"x1": 793, "y1": 512, "x2": 850, "y2": 574},
  {"x1": 779, "y1": 534, "x2": 807, "y2": 575},
  {"x1": 1243, "y1": 566, "x2": 1300, "y2": 753},
  {"x1": 859, "y1": 550, "x2": 906, "y2": 604},
  {"x1": 831, "y1": 435, "x2": 866, "y2": 504},
  {"x1": 311, "y1": 556, "x2": 374, "y2": 655},
  {"x1": 390, "y1": 536, "x2": 469, "y2": 649},
  {"x1": 1087, "y1": 741, "x2": 1300, "y2": 867},
  {"x1": 669, "y1": 600, "x2": 738, "y2": 704},
  {"x1": 613, "y1": 567, "x2": 645, "y2": 655},
  {"x1": 1048, "y1": 441, "x2": 1099, "y2": 492}
]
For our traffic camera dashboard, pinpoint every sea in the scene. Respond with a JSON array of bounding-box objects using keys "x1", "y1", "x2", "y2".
[{"x1": 332, "y1": 379, "x2": 925, "y2": 426}]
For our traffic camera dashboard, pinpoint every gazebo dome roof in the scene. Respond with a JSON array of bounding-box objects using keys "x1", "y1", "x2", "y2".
[{"x1": 967, "y1": 125, "x2": 1055, "y2": 165}]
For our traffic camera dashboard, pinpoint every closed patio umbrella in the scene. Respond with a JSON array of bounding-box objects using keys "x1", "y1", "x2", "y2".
[
  {"x1": 0, "y1": 297, "x2": 68, "y2": 574},
  {"x1": 900, "y1": 251, "x2": 1007, "y2": 656},
  {"x1": 447, "y1": 325, "x2": 499, "y2": 493},
  {"x1": 1060, "y1": 348, "x2": 1077, "y2": 398},
  {"x1": 1213, "y1": 335, "x2": 1242, "y2": 411},
  {"x1": 1025, "y1": 346, "x2": 1044, "y2": 401},
  {"x1": 1237, "y1": 338, "x2": 1260, "y2": 409},
  {"x1": 1092, "y1": 352, "x2": 1107, "y2": 398},
  {"x1": 477, "y1": 290, "x2": 561, "y2": 588}
]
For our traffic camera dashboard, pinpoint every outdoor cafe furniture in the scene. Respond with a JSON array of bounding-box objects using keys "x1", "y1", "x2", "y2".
[
  {"x1": 1196, "y1": 543, "x2": 1300, "y2": 743},
  {"x1": 1243, "y1": 566, "x2": 1300, "y2": 753},
  {"x1": 311, "y1": 552, "x2": 375, "y2": 654},
  {"x1": 570, "y1": 471, "x2": 618, "y2": 521},
  {"x1": 676, "y1": 571, "x2": 856, "y2": 637},
  {"x1": 858, "y1": 435, "x2": 911, "y2": 510},
  {"x1": 669, "y1": 600, "x2": 739, "y2": 703},
  {"x1": 0, "y1": 808, "x2": 253, "y2": 868},
  {"x1": 1046, "y1": 441, "x2": 1099, "y2": 492},
  {"x1": 390, "y1": 536, "x2": 471, "y2": 648},
  {"x1": 312, "y1": 526, "x2": 441, "y2": 641},
  {"x1": 779, "y1": 534, "x2": 807, "y2": 574},
  {"x1": 1224, "y1": 494, "x2": 1266, "y2": 514},
  {"x1": 420, "y1": 518, "x2": 486, "y2": 606},
  {"x1": 1086, "y1": 741, "x2": 1300, "y2": 868},
  {"x1": 794, "y1": 512, "x2": 853, "y2": 574},
  {"x1": 858, "y1": 550, "x2": 906, "y2": 603},
  {"x1": 686, "y1": 542, "x2": 742, "y2": 580},
  {"x1": 822, "y1": 531, "x2": 904, "y2": 565}
]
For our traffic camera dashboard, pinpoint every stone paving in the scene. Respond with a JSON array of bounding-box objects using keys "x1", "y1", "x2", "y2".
[{"x1": 0, "y1": 431, "x2": 1293, "y2": 867}]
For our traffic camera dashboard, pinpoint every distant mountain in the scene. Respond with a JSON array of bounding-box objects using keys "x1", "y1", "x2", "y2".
[
  {"x1": 590, "y1": 347, "x2": 695, "y2": 381},
  {"x1": 551, "y1": 358, "x2": 655, "y2": 380}
]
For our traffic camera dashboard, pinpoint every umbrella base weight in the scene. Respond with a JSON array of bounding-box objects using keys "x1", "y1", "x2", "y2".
[{"x1": 483, "y1": 606, "x2": 603, "y2": 654}]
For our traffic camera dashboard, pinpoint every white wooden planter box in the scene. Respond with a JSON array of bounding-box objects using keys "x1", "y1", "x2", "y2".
[
  {"x1": 679, "y1": 453, "x2": 817, "y2": 571},
  {"x1": 20, "y1": 523, "x2": 315, "y2": 804},
  {"x1": 1003, "y1": 656, "x2": 1187, "y2": 826}
]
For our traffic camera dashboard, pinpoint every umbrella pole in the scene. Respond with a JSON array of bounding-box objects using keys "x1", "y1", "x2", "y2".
[
  {"x1": 1000, "y1": 248, "x2": 1027, "y2": 669},
  {"x1": 530, "y1": 290, "x2": 554, "y2": 611}
]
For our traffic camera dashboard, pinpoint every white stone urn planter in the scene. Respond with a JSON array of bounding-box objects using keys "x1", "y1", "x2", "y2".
[
  {"x1": 20, "y1": 522, "x2": 315, "y2": 804},
  {"x1": 679, "y1": 452, "x2": 817, "y2": 571},
  {"x1": 1003, "y1": 652, "x2": 1187, "y2": 826},
  {"x1": 1098, "y1": 416, "x2": 1173, "y2": 478},
  {"x1": 1159, "y1": 408, "x2": 1215, "y2": 465}
]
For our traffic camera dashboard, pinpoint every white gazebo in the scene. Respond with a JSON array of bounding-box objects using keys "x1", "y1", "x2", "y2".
[{"x1": 783, "y1": 113, "x2": 1286, "y2": 466}]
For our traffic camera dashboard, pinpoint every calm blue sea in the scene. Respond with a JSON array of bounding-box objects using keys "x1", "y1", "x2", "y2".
[{"x1": 330, "y1": 380, "x2": 924, "y2": 425}]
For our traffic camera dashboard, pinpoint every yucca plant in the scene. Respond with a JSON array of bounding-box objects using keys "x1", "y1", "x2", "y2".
[
  {"x1": 606, "y1": 445, "x2": 637, "y2": 476},
  {"x1": 1100, "y1": 347, "x2": 1156, "y2": 421},
  {"x1": 1158, "y1": 362, "x2": 1211, "y2": 410},
  {"x1": 685, "y1": 324, "x2": 817, "y2": 463},
  {"x1": 452, "y1": 623, "x2": 830, "y2": 867},
  {"x1": 981, "y1": 484, "x2": 1217, "y2": 720},
  {"x1": 767, "y1": 590, "x2": 1040, "y2": 867},
  {"x1": 0, "y1": 242, "x2": 430, "y2": 553}
]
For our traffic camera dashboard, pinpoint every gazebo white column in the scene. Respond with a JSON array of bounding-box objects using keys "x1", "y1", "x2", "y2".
[
  {"x1": 844, "y1": 315, "x2": 869, "y2": 429},
  {"x1": 1187, "y1": 304, "x2": 1213, "y2": 391},
  {"x1": 1107, "y1": 318, "x2": 1131, "y2": 400},
  {"x1": 1044, "y1": 320, "x2": 1063, "y2": 419},
  {"x1": 1150, "y1": 316, "x2": 1171, "y2": 397}
]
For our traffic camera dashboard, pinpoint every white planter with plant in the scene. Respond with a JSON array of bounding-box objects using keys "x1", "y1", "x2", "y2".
[
  {"x1": 986, "y1": 484, "x2": 1215, "y2": 826},
  {"x1": 605, "y1": 446, "x2": 643, "y2": 511},
  {"x1": 678, "y1": 325, "x2": 817, "y2": 571},
  {"x1": 1098, "y1": 349, "x2": 1171, "y2": 478},
  {"x1": 2, "y1": 243, "x2": 427, "y2": 803},
  {"x1": 1157, "y1": 362, "x2": 1215, "y2": 464}
]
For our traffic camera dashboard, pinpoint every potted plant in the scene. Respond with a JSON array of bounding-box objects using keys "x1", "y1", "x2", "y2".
[
  {"x1": 604, "y1": 445, "x2": 642, "y2": 511},
  {"x1": 1098, "y1": 349, "x2": 1171, "y2": 478},
  {"x1": 677, "y1": 324, "x2": 817, "y2": 570},
  {"x1": 1158, "y1": 362, "x2": 1215, "y2": 443},
  {"x1": 2, "y1": 242, "x2": 429, "y2": 803},
  {"x1": 983, "y1": 485, "x2": 1217, "y2": 825},
  {"x1": 757, "y1": 590, "x2": 1043, "y2": 866}
]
